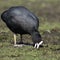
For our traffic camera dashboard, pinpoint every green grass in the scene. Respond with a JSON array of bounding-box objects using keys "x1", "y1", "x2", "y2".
[
  {"x1": 0, "y1": 42, "x2": 60, "y2": 60},
  {"x1": 39, "y1": 22, "x2": 60, "y2": 31}
]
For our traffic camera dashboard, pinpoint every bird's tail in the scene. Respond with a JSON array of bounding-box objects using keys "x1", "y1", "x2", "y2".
[{"x1": 1, "y1": 10, "x2": 8, "y2": 22}]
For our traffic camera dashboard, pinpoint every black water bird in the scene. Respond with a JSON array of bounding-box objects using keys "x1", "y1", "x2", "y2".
[{"x1": 1, "y1": 6, "x2": 43, "y2": 49}]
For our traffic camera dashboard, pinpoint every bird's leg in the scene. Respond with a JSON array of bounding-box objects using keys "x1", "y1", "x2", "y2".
[
  {"x1": 20, "y1": 34, "x2": 23, "y2": 44},
  {"x1": 14, "y1": 34, "x2": 16, "y2": 45},
  {"x1": 14, "y1": 34, "x2": 23, "y2": 47}
]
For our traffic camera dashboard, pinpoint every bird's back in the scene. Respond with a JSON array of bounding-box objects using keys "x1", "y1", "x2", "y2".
[{"x1": 1, "y1": 6, "x2": 39, "y2": 34}]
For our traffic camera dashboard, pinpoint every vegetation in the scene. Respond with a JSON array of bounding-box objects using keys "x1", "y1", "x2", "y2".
[{"x1": 0, "y1": 0, "x2": 60, "y2": 60}]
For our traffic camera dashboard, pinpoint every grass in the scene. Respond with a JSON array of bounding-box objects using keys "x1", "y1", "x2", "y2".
[
  {"x1": 0, "y1": 41, "x2": 60, "y2": 60},
  {"x1": 0, "y1": 42, "x2": 60, "y2": 60},
  {"x1": 39, "y1": 22, "x2": 60, "y2": 31},
  {"x1": 0, "y1": 0, "x2": 60, "y2": 60}
]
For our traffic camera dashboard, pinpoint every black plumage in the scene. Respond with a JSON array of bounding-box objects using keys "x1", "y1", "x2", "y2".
[{"x1": 1, "y1": 6, "x2": 43, "y2": 48}]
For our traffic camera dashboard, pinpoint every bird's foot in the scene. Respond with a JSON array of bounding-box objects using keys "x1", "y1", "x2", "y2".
[{"x1": 14, "y1": 44, "x2": 23, "y2": 47}]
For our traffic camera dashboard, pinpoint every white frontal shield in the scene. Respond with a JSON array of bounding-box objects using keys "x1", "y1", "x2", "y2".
[{"x1": 34, "y1": 41, "x2": 43, "y2": 49}]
